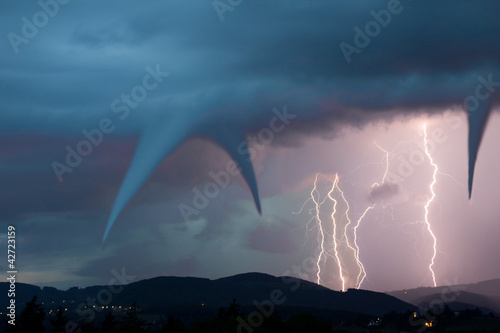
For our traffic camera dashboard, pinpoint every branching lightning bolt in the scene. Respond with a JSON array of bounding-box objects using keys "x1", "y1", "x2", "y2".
[
  {"x1": 351, "y1": 141, "x2": 391, "y2": 288},
  {"x1": 311, "y1": 173, "x2": 327, "y2": 285},
  {"x1": 297, "y1": 142, "x2": 391, "y2": 291},
  {"x1": 327, "y1": 174, "x2": 346, "y2": 291},
  {"x1": 335, "y1": 176, "x2": 369, "y2": 290},
  {"x1": 296, "y1": 125, "x2": 442, "y2": 290},
  {"x1": 353, "y1": 205, "x2": 373, "y2": 288},
  {"x1": 423, "y1": 124, "x2": 438, "y2": 287}
]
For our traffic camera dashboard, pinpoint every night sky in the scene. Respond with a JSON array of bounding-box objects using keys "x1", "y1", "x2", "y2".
[{"x1": 1, "y1": 0, "x2": 500, "y2": 293}]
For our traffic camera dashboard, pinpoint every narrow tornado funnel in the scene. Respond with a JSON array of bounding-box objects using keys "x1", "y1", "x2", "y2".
[
  {"x1": 102, "y1": 118, "x2": 191, "y2": 244},
  {"x1": 211, "y1": 129, "x2": 262, "y2": 214},
  {"x1": 102, "y1": 120, "x2": 262, "y2": 244},
  {"x1": 467, "y1": 95, "x2": 492, "y2": 199}
]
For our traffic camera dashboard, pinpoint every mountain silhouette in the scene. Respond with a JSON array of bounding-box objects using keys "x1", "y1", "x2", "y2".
[
  {"x1": 388, "y1": 279, "x2": 500, "y2": 314},
  {"x1": 2, "y1": 272, "x2": 415, "y2": 318}
]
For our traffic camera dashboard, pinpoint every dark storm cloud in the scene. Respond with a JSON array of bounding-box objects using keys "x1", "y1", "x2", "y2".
[
  {"x1": 1, "y1": 0, "x2": 500, "y2": 135},
  {"x1": 1, "y1": 0, "x2": 497, "y2": 186}
]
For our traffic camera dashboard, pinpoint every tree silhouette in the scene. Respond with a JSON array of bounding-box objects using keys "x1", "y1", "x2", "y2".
[
  {"x1": 158, "y1": 315, "x2": 187, "y2": 333},
  {"x1": 99, "y1": 311, "x2": 117, "y2": 333},
  {"x1": 285, "y1": 312, "x2": 330, "y2": 333},
  {"x1": 258, "y1": 311, "x2": 286, "y2": 333},
  {"x1": 50, "y1": 307, "x2": 69, "y2": 333},
  {"x1": 218, "y1": 298, "x2": 243, "y2": 320},
  {"x1": 191, "y1": 299, "x2": 244, "y2": 333},
  {"x1": 6, "y1": 295, "x2": 46, "y2": 333},
  {"x1": 113, "y1": 302, "x2": 150, "y2": 332},
  {"x1": 80, "y1": 320, "x2": 98, "y2": 333}
]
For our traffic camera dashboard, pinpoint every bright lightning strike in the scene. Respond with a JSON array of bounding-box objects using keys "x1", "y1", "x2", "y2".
[
  {"x1": 302, "y1": 173, "x2": 358, "y2": 291},
  {"x1": 423, "y1": 124, "x2": 438, "y2": 287},
  {"x1": 327, "y1": 174, "x2": 346, "y2": 292},
  {"x1": 297, "y1": 126, "x2": 442, "y2": 290},
  {"x1": 352, "y1": 141, "x2": 390, "y2": 289},
  {"x1": 334, "y1": 176, "x2": 370, "y2": 290},
  {"x1": 297, "y1": 142, "x2": 391, "y2": 291},
  {"x1": 311, "y1": 173, "x2": 327, "y2": 285},
  {"x1": 353, "y1": 205, "x2": 374, "y2": 288},
  {"x1": 374, "y1": 142, "x2": 390, "y2": 184}
]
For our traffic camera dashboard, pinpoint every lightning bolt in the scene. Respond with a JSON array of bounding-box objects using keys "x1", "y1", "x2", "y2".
[
  {"x1": 351, "y1": 141, "x2": 390, "y2": 289},
  {"x1": 373, "y1": 128, "x2": 440, "y2": 287},
  {"x1": 311, "y1": 173, "x2": 327, "y2": 285},
  {"x1": 297, "y1": 125, "x2": 442, "y2": 290},
  {"x1": 327, "y1": 174, "x2": 346, "y2": 291},
  {"x1": 423, "y1": 124, "x2": 438, "y2": 287},
  {"x1": 297, "y1": 142, "x2": 390, "y2": 290},
  {"x1": 335, "y1": 177, "x2": 367, "y2": 291},
  {"x1": 353, "y1": 205, "x2": 374, "y2": 288},
  {"x1": 375, "y1": 142, "x2": 390, "y2": 184}
]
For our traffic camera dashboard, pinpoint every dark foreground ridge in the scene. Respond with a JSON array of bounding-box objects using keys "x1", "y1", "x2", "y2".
[
  {"x1": 388, "y1": 278, "x2": 500, "y2": 315},
  {"x1": 3, "y1": 273, "x2": 500, "y2": 332},
  {"x1": 1, "y1": 272, "x2": 414, "y2": 316}
]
